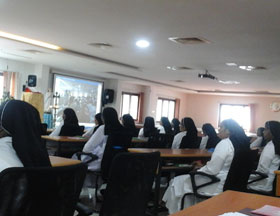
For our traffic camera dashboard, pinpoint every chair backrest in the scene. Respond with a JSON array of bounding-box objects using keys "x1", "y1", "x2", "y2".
[
  {"x1": 100, "y1": 152, "x2": 160, "y2": 216},
  {"x1": 0, "y1": 163, "x2": 87, "y2": 216},
  {"x1": 223, "y1": 149, "x2": 258, "y2": 192},
  {"x1": 101, "y1": 133, "x2": 132, "y2": 181},
  {"x1": 41, "y1": 123, "x2": 48, "y2": 135},
  {"x1": 147, "y1": 134, "x2": 172, "y2": 148}
]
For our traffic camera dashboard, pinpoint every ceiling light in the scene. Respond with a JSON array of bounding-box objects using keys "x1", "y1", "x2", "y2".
[
  {"x1": 136, "y1": 40, "x2": 150, "y2": 48},
  {"x1": 0, "y1": 30, "x2": 61, "y2": 50},
  {"x1": 226, "y1": 63, "x2": 237, "y2": 66},
  {"x1": 167, "y1": 66, "x2": 192, "y2": 70},
  {"x1": 218, "y1": 80, "x2": 240, "y2": 85},
  {"x1": 239, "y1": 65, "x2": 255, "y2": 71}
]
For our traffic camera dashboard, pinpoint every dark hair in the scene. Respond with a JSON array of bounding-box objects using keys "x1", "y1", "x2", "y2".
[
  {"x1": 265, "y1": 121, "x2": 280, "y2": 155},
  {"x1": 95, "y1": 113, "x2": 103, "y2": 126},
  {"x1": 161, "y1": 117, "x2": 172, "y2": 134},
  {"x1": 202, "y1": 123, "x2": 220, "y2": 149},
  {"x1": 63, "y1": 108, "x2": 79, "y2": 125},
  {"x1": 102, "y1": 107, "x2": 123, "y2": 135},
  {"x1": 180, "y1": 117, "x2": 198, "y2": 148},
  {"x1": 122, "y1": 114, "x2": 138, "y2": 137},
  {"x1": 143, "y1": 116, "x2": 158, "y2": 137},
  {"x1": 0, "y1": 100, "x2": 51, "y2": 167},
  {"x1": 220, "y1": 119, "x2": 250, "y2": 151},
  {"x1": 257, "y1": 127, "x2": 266, "y2": 147},
  {"x1": 171, "y1": 118, "x2": 180, "y2": 135}
]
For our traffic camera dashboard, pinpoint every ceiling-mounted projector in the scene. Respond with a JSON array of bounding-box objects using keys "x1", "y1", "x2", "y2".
[{"x1": 198, "y1": 70, "x2": 217, "y2": 80}]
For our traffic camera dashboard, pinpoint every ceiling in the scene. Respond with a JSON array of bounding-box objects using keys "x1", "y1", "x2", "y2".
[{"x1": 0, "y1": 0, "x2": 280, "y2": 94}]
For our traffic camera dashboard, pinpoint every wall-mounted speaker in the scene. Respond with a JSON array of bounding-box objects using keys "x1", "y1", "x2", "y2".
[
  {"x1": 28, "y1": 75, "x2": 37, "y2": 87},
  {"x1": 103, "y1": 89, "x2": 114, "y2": 105}
]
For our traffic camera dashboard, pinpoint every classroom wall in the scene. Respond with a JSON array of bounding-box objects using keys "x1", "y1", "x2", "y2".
[{"x1": 184, "y1": 94, "x2": 280, "y2": 132}]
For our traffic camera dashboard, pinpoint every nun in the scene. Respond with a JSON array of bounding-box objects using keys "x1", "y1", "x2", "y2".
[
  {"x1": 200, "y1": 123, "x2": 221, "y2": 149},
  {"x1": 50, "y1": 108, "x2": 83, "y2": 136},
  {"x1": 81, "y1": 107, "x2": 124, "y2": 171},
  {"x1": 0, "y1": 100, "x2": 51, "y2": 172},
  {"x1": 163, "y1": 119, "x2": 250, "y2": 214},
  {"x1": 83, "y1": 113, "x2": 103, "y2": 138},
  {"x1": 179, "y1": 117, "x2": 198, "y2": 149},
  {"x1": 121, "y1": 114, "x2": 138, "y2": 137},
  {"x1": 248, "y1": 121, "x2": 280, "y2": 192},
  {"x1": 138, "y1": 116, "x2": 158, "y2": 138}
]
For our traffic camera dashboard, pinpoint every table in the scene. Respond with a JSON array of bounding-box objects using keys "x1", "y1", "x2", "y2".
[
  {"x1": 42, "y1": 135, "x2": 88, "y2": 157},
  {"x1": 50, "y1": 156, "x2": 81, "y2": 167},
  {"x1": 171, "y1": 190, "x2": 280, "y2": 216},
  {"x1": 128, "y1": 148, "x2": 212, "y2": 159}
]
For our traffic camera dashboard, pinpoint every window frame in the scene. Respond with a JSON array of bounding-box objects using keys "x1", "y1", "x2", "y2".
[
  {"x1": 218, "y1": 103, "x2": 251, "y2": 131},
  {"x1": 156, "y1": 97, "x2": 176, "y2": 122},
  {"x1": 121, "y1": 92, "x2": 140, "y2": 121}
]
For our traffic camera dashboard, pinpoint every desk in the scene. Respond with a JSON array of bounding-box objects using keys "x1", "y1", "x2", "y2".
[
  {"x1": 50, "y1": 156, "x2": 81, "y2": 167},
  {"x1": 128, "y1": 148, "x2": 211, "y2": 159},
  {"x1": 275, "y1": 170, "x2": 280, "y2": 196},
  {"x1": 171, "y1": 190, "x2": 280, "y2": 216},
  {"x1": 42, "y1": 136, "x2": 88, "y2": 157}
]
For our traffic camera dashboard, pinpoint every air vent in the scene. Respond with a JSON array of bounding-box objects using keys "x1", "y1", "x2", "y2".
[
  {"x1": 88, "y1": 43, "x2": 113, "y2": 49},
  {"x1": 23, "y1": 49, "x2": 46, "y2": 54},
  {"x1": 173, "y1": 80, "x2": 185, "y2": 83},
  {"x1": 168, "y1": 37, "x2": 210, "y2": 44},
  {"x1": 255, "y1": 66, "x2": 266, "y2": 70},
  {"x1": 167, "y1": 66, "x2": 192, "y2": 70}
]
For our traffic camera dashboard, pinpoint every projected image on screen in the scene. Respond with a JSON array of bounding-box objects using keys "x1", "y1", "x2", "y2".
[{"x1": 53, "y1": 74, "x2": 103, "y2": 126}]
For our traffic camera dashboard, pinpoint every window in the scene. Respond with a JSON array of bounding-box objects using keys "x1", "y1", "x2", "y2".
[
  {"x1": 156, "y1": 98, "x2": 175, "y2": 121},
  {"x1": 53, "y1": 74, "x2": 103, "y2": 126},
  {"x1": 219, "y1": 104, "x2": 251, "y2": 131},
  {"x1": 121, "y1": 92, "x2": 140, "y2": 120}
]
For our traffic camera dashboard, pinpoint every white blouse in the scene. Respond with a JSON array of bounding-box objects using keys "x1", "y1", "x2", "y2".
[
  {"x1": 171, "y1": 131, "x2": 187, "y2": 149},
  {"x1": 82, "y1": 125, "x2": 108, "y2": 171},
  {"x1": 49, "y1": 123, "x2": 63, "y2": 137},
  {"x1": 250, "y1": 136, "x2": 263, "y2": 148},
  {"x1": 248, "y1": 141, "x2": 280, "y2": 192},
  {"x1": 199, "y1": 136, "x2": 209, "y2": 149},
  {"x1": 0, "y1": 137, "x2": 23, "y2": 172}
]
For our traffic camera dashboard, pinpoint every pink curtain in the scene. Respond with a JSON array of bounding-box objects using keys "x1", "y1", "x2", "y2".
[{"x1": 3, "y1": 71, "x2": 18, "y2": 98}]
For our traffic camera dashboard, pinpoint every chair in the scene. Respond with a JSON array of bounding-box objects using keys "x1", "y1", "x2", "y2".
[
  {"x1": 181, "y1": 149, "x2": 258, "y2": 209},
  {"x1": 147, "y1": 134, "x2": 173, "y2": 148},
  {"x1": 77, "y1": 152, "x2": 161, "y2": 216},
  {"x1": 247, "y1": 163, "x2": 280, "y2": 196},
  {"x1": 0, "y1": 163, "x2": 87, "y2": 216}
]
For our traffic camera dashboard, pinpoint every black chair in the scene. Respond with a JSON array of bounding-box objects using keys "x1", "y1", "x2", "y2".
[
  {"x1": 180, "y1": 149, "x2": 258, "y2": 209},
  {"x1": 0, "y1": 163, "x2": 87, "y2": 216},
  {"x1": 247, "y1": 163, "x2": 280, "y2": 196},
  {"x1": 41, "y1": 123, "x2": 48, "y2": 135},
  {"x1": 77, "y1": 152, "x2": 161, "y2": 216},
  {"x1": 147, "y1": 134, "x2": 173, "y2": 148},
  {"x1": 77, "y1": 133, "x2": 132, "y2": 203}
]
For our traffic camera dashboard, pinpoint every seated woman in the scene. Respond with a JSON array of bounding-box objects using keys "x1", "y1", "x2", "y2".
[
  {"x1": 200, "y1": 123, "x2": 221, "y2": 149},
  {"x1": 0, "y1": 100, "x2": 51, "y2": 172},
  {"x1": 248, "y1": 121, "x2": 280, "y2": 193},
  {"x1": 158, "y1": 117, "x2": 172, "y2": 134},
  {"x1": 172, "y1": 118, "x2": 187, "y2": 149},
  {"x1": 138, "y1": 116, "x2": 158, "y2": 138},
  {"x1": 83, "y1": 113, "x2": 103, "y2": 138},
  {"x1": 121, "y1": 114, "x2": 139, "y2": 137},
  {"x1": 250, "y1": 127, "x2": 266, "y2": 148},
  {"x1": 163, "y1": 119, "x2": 250, "y2": 214},
  {"x1": 80, "y1": 107, "x2": 123, "y2": 171},
  {"x1": 171, "y1": 118, "x2": 180, "y2": 136},
  {"x1": 180, "y1": 117, "x2": 198, "y2": 149},
  {"x1": 50, "y1": 108, "x2": 83, "y2": 137}
]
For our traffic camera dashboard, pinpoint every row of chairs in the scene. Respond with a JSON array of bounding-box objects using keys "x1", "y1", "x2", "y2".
[{"x1": 0, "y1": 152, "x2": 161, "y2": 216}]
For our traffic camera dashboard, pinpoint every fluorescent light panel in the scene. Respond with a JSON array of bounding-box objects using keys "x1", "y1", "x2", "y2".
[{"x1": 0, "y1": 30, "x2": 61, "y2": 50}]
